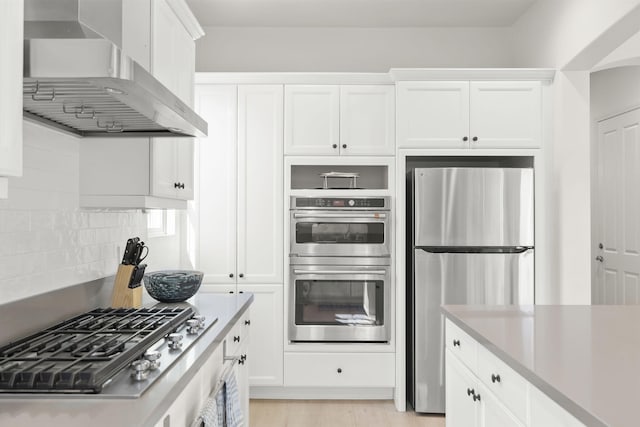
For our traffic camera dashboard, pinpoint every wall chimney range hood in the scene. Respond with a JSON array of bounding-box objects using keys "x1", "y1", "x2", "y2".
[{"x1": 23, "y1": 0, "x2": 207, "y2": 138}]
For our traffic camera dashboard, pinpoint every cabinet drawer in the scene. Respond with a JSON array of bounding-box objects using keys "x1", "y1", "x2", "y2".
[
  {"x1": 445, "y1": 319, "x2": 478, "y2": 371},
  {"x1": 477, "y1": 345, "x2": 528, "y2": 424},
  {"x1": 284, "y1": 353, "x2": 395, "y2": 387}
]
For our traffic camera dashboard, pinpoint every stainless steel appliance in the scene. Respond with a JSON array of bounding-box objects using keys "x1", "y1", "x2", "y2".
[
  {"x1": 22, "y1": 0, "x2": 207, "y2": 138},
  {"x1": 0, "y1": 306, "x2": 214, "y2": 396},
  {"x1": 290, "y1": 196, "x2": 391, "y2": 258},
  {"x1": 289, "y1": 257, "x2": 390, "y2": 342},
  {"x1": 408, "y1": 167, "x2": 534, "y2": 413}
]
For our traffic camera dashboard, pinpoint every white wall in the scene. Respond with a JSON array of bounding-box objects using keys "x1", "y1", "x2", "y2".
[
  {"x1": 0, "y1": 123, "x2": 147, "y2": 304},
  {"x1": 195, "y1": 27, "x2": 515, "y2": 72},
  {"x1": 591, "y1": 66, "x2": 640, "y2": 119},
  {"x1": 511, "y1": 0, "x2": 640, "y2": 69}
]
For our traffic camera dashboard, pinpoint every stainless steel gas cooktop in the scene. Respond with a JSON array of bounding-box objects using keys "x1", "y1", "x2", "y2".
[{"x1": 0, "y1": 306, "x2": 216, "y2": 397}]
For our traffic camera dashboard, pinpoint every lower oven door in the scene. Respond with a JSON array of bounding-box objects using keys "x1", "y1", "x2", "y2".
[{"x1": 289, "y1": 259, "x2": 390, "y2": 342}]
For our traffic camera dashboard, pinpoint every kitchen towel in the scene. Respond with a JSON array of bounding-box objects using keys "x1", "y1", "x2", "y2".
[
  {"x1": 224, "y1": 371, "x2": 244, "y2": 427},
  {"x1": 191, "y1": 384, "x2": 225, "y2": 427}
]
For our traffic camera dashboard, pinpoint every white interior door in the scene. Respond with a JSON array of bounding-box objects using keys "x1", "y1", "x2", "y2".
[{"x1": 595, "y1": 109, "x2": 640, "y2": 304}]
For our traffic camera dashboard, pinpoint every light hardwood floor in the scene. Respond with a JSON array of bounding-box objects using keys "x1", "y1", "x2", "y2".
[{"x1": 249, "y1": 400, "x2": 445, "y2": 427}]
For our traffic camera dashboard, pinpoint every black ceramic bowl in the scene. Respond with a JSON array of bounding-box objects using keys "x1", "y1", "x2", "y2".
[{"x1": 143, "y1": 270, "x2": 204, "y2": 303}]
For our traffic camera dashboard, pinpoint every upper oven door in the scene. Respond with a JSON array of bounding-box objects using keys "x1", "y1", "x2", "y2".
[{"x1": 290, "y1": 210, "x2": 391, "y2": 257}]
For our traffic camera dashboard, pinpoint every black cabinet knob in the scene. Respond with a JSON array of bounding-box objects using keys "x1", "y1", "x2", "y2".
[
  {"x1": 491, "y1": 373, "x2": 501, "y2": 383},
  {"x1": 245, "y1": 320, "x2": 251, "y2": 325},
  {"x1": 453, "y1": 339, "x2": 461, "y2": 347},
  {"x1": 181, "y1": 183, "x2": 186, "y2": 189},
  {"x1": 241, "y1": 354, "x2": 247, "y2": 361},
  {"x1": 473, "y1": 393, "x2": 481, "y2": 402},
  {"x1": 466, "y1": 388, "x2": 474, "y2": 397},
  {"x1": 233, "y1": 336, "x2": 240, "y2": 342},
  {"x1": 342, "y1": 144, "x2": 347, "y2": 149},
  {"x1": 332, "y1": 144, "x2": 338, "y2": 149},
  {"x1": 239, "y1": 273, "x2": 244, "y2": 278},
  {"x1": 228, "y1": 291, "x2": 234, "y2": 294},
  {"x1": 472, "y1": 136, "x2": 478, "y2": 142},
  {"x1": 173, "y1": 182, "x2": 180, "y2": 188},
  {"x1": 229, "y1": 273, "x2": 234, "y2": 278},
  {"x1": 463, "y1": 136, "x2": 468, "y2": 141},
  {"x1": 337, "y1": 368, "x2": 342, "y2": 374}
]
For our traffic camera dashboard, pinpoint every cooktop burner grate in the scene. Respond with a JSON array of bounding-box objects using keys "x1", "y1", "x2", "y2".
[{"x1": 0, "y1": 307, "x2": 194, "y2": 394}]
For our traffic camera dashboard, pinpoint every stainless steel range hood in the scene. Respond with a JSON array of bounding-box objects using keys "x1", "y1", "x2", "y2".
[{"x1": 23, "y1": 0, "x2": 207, "y2": 138}]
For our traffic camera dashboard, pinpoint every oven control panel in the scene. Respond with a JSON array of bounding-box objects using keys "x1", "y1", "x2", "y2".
[{"x1": 293, "y1": 197, "x2": 388, "y2": 209}]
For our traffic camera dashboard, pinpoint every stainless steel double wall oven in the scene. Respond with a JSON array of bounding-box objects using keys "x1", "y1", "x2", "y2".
[{"x1": 289, "y1": 196, "x2": 392, "y2": 343}]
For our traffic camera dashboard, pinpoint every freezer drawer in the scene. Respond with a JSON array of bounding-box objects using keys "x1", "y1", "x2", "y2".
[
  {"x1": 413, "y1": 167, "x2": 534, "y2": 247},
  {"x1": 411, "y1": 249, "x2": 534, "y2": 413}
]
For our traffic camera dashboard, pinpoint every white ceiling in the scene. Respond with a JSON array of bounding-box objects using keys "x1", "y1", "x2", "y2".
[{"x1": 186, "y1": 0, "x2": 538, "y2": 28}]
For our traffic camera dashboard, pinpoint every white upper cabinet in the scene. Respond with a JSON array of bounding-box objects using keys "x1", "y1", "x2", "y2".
[
  {"x1": 197, "y1": 85, "x2": 284, "y2": 285},
  {"x1": 80, "y1": 0, "x2": 199, "y2": 208},
  {"x1": 285, "y1": 84, "x2": 395, "y2": 156},
  {"x1": 284, "y1": 85, "x2": 340, "y2": 155},
  {"x1": 0, "y1": 0, "x2": 23, "y2": 198},
  {"x1": 397, "y1": 81, "x2": 542, "y2": 149},
  {"x1": 397, "y1": 81, "x2": 470, "y2": 149},
  {"x1": 340, "y1": 85, "x2": 395, "y2": 156}
]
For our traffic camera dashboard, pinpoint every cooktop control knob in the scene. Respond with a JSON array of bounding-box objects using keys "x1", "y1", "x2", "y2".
[
  {"x1": 130, "y1": 360, "x2": 150, "y2": 381},
  {"x1": 193, "y1": 315, "x2": 206, "y2": 329},
  {"x1": 186, "y1": 319, "x2": 200, "y2": 335},
  {"x1": 348, "y1": 199, "x2": 355, "y2": 207},
  {"x1": 143, "y1": 350, "x2": 162, "y2": 370},
  {"x1": 167, "y1": 333, "x2": 184, "y2": 350}
]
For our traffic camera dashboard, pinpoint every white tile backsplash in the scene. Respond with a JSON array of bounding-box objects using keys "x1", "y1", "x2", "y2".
[{"x1": 0, "y1": 122, "x2": 147, "y2": 305}]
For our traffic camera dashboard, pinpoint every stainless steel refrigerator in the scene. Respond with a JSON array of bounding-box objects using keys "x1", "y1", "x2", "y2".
[{"x1": 408, "y1": 167, "x2": 534, "y2": 413}]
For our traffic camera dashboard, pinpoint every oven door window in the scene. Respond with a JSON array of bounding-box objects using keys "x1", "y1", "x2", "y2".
[
  {"x1": 296, "y1": 222, "x2": 385, "y2": 244},
  {"x1": 294, "y1": 279, "x2": 384, "y2": 326}
]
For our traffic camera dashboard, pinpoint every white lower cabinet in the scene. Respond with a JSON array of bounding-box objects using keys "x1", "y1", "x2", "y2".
[
  {"x1": 284, "y1": 352, "x2": 395, "y2": 387},
  {"x1": 529, "y1": 386, "x2": 585, "y2": 427},
  {"x1": 445, "y1": 319, "x2": 586, "y2": 427},
  {"x1": 201, "y1": 284, "x2": 284, "y2": 389},
  {"x1": 154, "y1": 310, "x2": 250, "y2": 427}
]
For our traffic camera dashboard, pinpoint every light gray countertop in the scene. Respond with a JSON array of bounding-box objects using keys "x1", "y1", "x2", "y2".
[
  {"x1": 442, "y1": 304, "x2": 640, "y2": 427},
  {"x1": 0, "y1": 292, "x2": 253, "y2": 427}
]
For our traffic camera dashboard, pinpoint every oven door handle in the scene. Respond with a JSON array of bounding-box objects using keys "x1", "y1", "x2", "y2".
[
  {"x1": 292, "y1": 213, "x2": 387, "y2": 219},
  {"x1": 293, "y1": 269, "x2": 387, "y2": 275}
]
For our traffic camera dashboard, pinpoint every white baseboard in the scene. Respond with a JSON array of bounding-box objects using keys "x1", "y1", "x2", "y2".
[{"x1": 250, "y1": 386, "x2": 394, "y2": 400}]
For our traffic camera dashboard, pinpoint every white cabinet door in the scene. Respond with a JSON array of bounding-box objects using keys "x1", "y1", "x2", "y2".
[
  {"x1": 479, "y1": 383, "x2": 526, "y2": 427},
  {"x1": 284, "y1": 85, "x2": 340, "y2": 155},
  {"x1": 446, "y1": 350, "x2": 479, "y2": 427},
  {"x1": 397, "y1": 81, "x2": 470, "y2": 149},
  {"x1": 237, "y1": 85, "x2": 284, "y2": 284},
  {"x1": 530, "y1": 386, "x2": 586, "y2": 427},
  {"x1": 239, "y1": 284, "x2": 283, "y2": 387},
  {"x1": 470, "y1": 81, "x2": 542, "y2": 149},
  {"x1": 340, "y1": 85, "x2": 395, "y2": 156},
  {"x1": 0, "y1": 0, "x2": 23, "y2": 185},
  {"x1": 151, "y1": 140, "x2": 179, "y2": 198},
  {"x1": 176, "y1": 141, "x2": 195, "y2": 200},
  {"x1": 196, "y1": 85, "x2": 238, "y2": 285}
]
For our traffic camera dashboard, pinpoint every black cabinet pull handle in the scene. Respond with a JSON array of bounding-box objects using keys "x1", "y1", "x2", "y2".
[
  {"x1": 239, "y1": 273, "x2": 244, "y2": 278},
  {"x1": 173, "y1": 182, "x2": 180, "y2": 188},
  {"x1": 233, "y1": 336, "x2": 240, "y2": 342},
  {"x1": 229, "y1": 273, "x2": 234, "y2": 278},
  {"x1": 453, "y1": 339, "x2": 461, "y2": 347},
  {"x1": 342, "y1": 144, "x2": 347, "y2": 149},
  {"x1": 332, "y1": 144, "x2": 338, "y2": 149},
  {"x1": 491, "y1": 373, "x2": 501, "y2": 383},
  {"x1": 228, "y1": 291, "x2": 234, "y2": 294},
  {"x1": 245, "y1": 320, "x2": 251, "y2": 325},
  {"x1": 463, "y1": 136, "x2": 468, "y2": 141},
  {"x1": 466, "y1": 388, "x2": 474, "y2": 397},
  {"x1": 337, "y1": 368, "x2": 342, "y2": 373},
  {"x1": 472, "y1": 136, "x2": 478, "y2": 142},
  {"x1": 473, "y1": 393, "x2": 481, "y2": 402}
]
